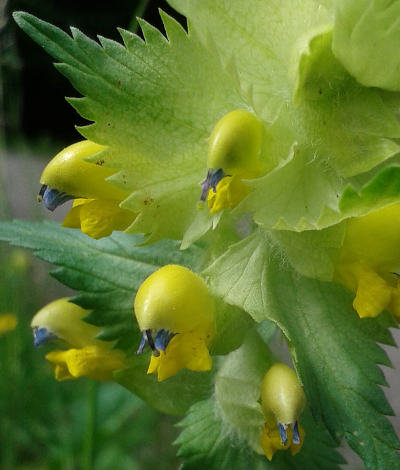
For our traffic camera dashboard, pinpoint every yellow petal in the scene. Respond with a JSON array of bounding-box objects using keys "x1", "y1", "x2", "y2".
[
  {"x1": 40, "y1": 140, "x2": 128, "y2": 201},
  {"x1": 62, "y1": 198, "x2": 92, "y2": 229},
  {"x1": 338, "y1": 263, "x2": 392, "y2": 318},
  {"x1": 147, "y1": 329, "x2": 212, "y2": 381},
  {"x1": 0, "y1": 314, "x2": 18, "y2": 334},
  {"x1": 208, "y1": 176, "x2": 250, "y2": 214},
  {"x1": 62, "y1": 199, "x2": 136, "y2": 239},
  {"x1": 260, "y1": 421, "x2": 305, "y2": 461},
  {"x1": 45, "y1": 346, "x2": 126, "y2": 381}
]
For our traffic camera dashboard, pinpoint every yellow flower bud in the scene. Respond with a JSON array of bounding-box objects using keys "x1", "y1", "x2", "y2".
[
  {"x1": 31, "y1": 298, "x2": 126, "y2": 381},
  {"x1": 38, "y1": 140, "x2": 128, "y2": 211},
  {"x1": 260, "y1": 363, "x2": 306, "y2": 461},
  {"x1": 31, "y1": 297, "x2": 104, "y2": 348},
  {"x1": 207, "y1": 109, "x2": 264, "y2": 177},
  {"x1": 134, "y1": 264, "x2": 215, "y2": 381},
  {"x1": 200, "y1": 110, "x2": 265, "y2": 212}
]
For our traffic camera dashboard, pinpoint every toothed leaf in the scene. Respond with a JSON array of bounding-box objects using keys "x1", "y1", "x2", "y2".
[{"x1": 13, "y1": 11, "x2": 246, "y2": 242}]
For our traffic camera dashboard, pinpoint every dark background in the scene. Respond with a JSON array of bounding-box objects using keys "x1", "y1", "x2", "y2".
[{"x1": 1, "y1": 0, "x2": 185, "y2": 149}]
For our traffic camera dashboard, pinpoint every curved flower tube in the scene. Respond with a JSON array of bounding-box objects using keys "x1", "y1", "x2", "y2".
[
  {"x1": 31, "y1": 297, "x2": 105, "y2": 348},
  {"x1": 134, "y1": 264, "x2": 215, "y2": 381},
  {"x1": 260, "y1": 363, "x2": 306, "y2": 461},
  {"x1": 38, "y1": 140, "x2": 135, "y2": 239},
  {"x1": 38, "y1": 140, "x2": 127, "y2": 206},
  {"x1": 335, "y1": 203, "x2": 400, "y2": 320},
  {"x1": 200, "y1": 110, "x2": 265, "y2": 212},
  {"x1": 31, "y1": 298, "x2": 126, "y2": 381}
]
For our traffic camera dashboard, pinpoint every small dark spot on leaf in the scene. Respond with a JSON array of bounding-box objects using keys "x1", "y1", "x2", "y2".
[
  {"x1": 144, "y1": 198, "x2": 155, "y2": 206},
  {"x1": 107, "y1": 123, "x2": 111, "y2": 127},
  {"x1": 96, "y1": 159, "x2": 105, "y2": 166},
  {"x1": 318, "y1": 88, "x2": 322, "y2": 95},
  {"x1": 117, "y1": 80, "x2": 121, "y2": 87}
]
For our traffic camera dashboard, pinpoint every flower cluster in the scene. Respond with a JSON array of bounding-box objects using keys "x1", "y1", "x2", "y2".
[{"x1": 13, "y1": 0, "x2": 400, "y2": 466}]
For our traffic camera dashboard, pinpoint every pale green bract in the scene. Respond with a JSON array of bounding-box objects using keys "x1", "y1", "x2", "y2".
[
  {"x1": 332, "y1": 0, "x2": 400, "y2": 91},
  {"x1": 5, "y1": 0, "x2": 400, "y2": 468}
]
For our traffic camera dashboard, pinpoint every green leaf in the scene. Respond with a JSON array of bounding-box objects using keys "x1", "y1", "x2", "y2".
[
  {"x1": 176, "y1": 332, "x2": 343, "y2": 470},
  {"x1": 210, "y1": 298, "x2": 254, "y2": 356},
  {"x1": 115, "y1": 355, "x2": 215, "y2": 416},
  {"x1": 203, "y1": 226, "x2": 400, "y2": 468},
  {"x1": 291, "y1": 28, "x2": 400, "y2": 177},
  {"x1": 13, "y1": 11, "x2": 247, "y2": 243},
  {"x1": 0, "y1": 220, "x2": 253, "y2": 414},
  {"x1": 169, "y1": 0, "x2": 333, "y2": 123},
  {"x1": 264, "y1": 255, "x2": 400, "y2": 470},
  {"x1": 332, "y1": 0, "x2": 400, "y2": 91},
  {"x1": 203, "y1": 229, "x2": 271, "y2": 323},
  {"x1": 269, "y1": 224, "x2": 346, "y2": 281},
  {"x1": 167, "y1": 2, "x2": 400, "y2": 233},
  {"x1": 240, "y1": 145, "x2": 344, "y2": 231},
  {"x1": 340, "y1": 165, "x2": 400, "y2": 215},
  {"x1": 214, "y1": 330, "x2": 272, "y2": 453}
]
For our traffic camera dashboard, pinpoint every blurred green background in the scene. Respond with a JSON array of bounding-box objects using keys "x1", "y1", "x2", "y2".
[{"x1": 0, "y1": 1, "x2": 184, "y2": 468}]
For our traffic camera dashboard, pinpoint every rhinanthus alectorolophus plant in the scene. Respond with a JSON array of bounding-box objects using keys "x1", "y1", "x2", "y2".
[{"x1": 1, "y1": 1, "x2": 400, "y2": 468}]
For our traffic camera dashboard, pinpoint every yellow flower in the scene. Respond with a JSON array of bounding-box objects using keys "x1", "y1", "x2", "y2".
[
  {"x1": 134, "y1": 264, "x2": 215, "y2": 381},
  {"x1": 0, "y1": 314, "x2": 18, "y2": 334},
  {"x1": 32, "y1": 298, "x2": 126, "y2": 381},
  {"x1": 31, "y1": 298, "x2": 105, "y2": 348},
  {"x1": 335, "y1": 203, "x2": 400, "y2": 320},
  {"x1": 147, "y1": 328, "x2": 212, "y2": 381},
  {"x1": 39, "y1": 140, "x2": 128, "y2": 208},
  {"x1": 200, "y1": 110, "x2": 265, "y2": 211},
  {"x1": 260, "y1": 363, "x2": 306, "y2": 461},
  {"x1": 38, "y1": 140, "x2": 135, "y2": 239},
  {"x1": 62, "y1": 198, "x2": 136, "y2": 239},
  {"x1": 207, "y1": 175, "x2": 250, "y2": 214},
  {"x1": 46, "y1": 346, "x2": 126, "y2": 381}
]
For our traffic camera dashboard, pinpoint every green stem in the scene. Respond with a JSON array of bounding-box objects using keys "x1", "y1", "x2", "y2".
[
  {"x1": 82, "y1": 380, "x2": 98, "y2": 470},
  {"x1": 128, "y1": 0, "x2": 150, "y2": 33}
]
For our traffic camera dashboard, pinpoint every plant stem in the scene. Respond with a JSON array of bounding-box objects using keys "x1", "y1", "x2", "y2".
[{"x1": 82, "y1": 380, "x2": 98, "y2": 470}]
